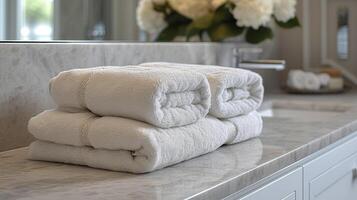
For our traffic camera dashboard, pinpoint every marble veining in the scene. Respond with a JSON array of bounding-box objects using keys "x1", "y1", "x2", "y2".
[{"x1": 1, "y1": 92, "x2": 357, "y2": 200}]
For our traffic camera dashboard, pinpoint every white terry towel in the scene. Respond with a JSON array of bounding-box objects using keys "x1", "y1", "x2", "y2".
[
  {"x1": 28, "y1": 110, "x2": 263, "y2": 173},
  {"x1": 224, "y1": 111, "x2": 263, "y2": 145},
  {"x1": 318, "y1": 73, "x2": 331, "y2": 87},
  {"x1": 287, "y1": 70, "x2": 306, "y2": 90},
  {"x1": 140, "y1": 62, "x2": 264, "y2": 118},
  {"x1": 304, "y1": 72, "x2": 321, "y2": 91},
  {"x1": 49, "y1": 66, "x2": 211, "y2": 128}
]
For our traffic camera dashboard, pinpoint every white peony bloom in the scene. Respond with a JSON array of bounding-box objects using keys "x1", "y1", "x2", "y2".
[
  {"x1": 231, "y1": 0, "x2": 274, "y2": 30},
  {"x1": 137, "y1": 0, "x2": 167, "y2": 33},
  {"x1": 211, "y1": 0, "x2": 227, "y2": 10},
  {"x1": 168, "y1": 0, "x2": 226, "y2": 19},
  {"x1": 273, "y1": 0, "x2": 297, "y2": 22}
]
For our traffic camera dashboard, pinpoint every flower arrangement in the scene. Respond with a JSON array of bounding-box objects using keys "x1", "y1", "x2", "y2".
[{"x1": 136, "y1": 0, "x2": 300, "y2": 44}]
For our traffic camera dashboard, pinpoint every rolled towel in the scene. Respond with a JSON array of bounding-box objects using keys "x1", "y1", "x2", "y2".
[
  {"x1": 304, "y1": 72, "x2": 321, "y2": 91},
  {"x1": 29, "y1": 138, "x2": 263, "y2": 174},
  {"x1": 28, "y1": 110, "x2": 263, "y2": 173},
  {"x1": 224, "y1": 111, "x2": 263, "y2": 144},
  {"x1": 140, "y1": 62, "x2": 264, "y2": 118},
  {"x1": 287, "y1": 70, "x2": 305, "y2": 90},
  {"x1": 317, "y1": 73, "x2": 331, "y2": 87},
  {"x1": 49, "y1": 66, "x2": 211, "y2": 128}
]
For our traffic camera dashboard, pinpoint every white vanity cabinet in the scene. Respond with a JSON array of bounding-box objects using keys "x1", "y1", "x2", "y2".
[
  {"x1": 229, "y1": 133, "x2": 357, "y2": 200},
  {"x1": 306, "y1": 153, "x2": 357, "y2": 200},
  {"x1": 303, "y1": 134, "x2": 357, "y2": 200},
  {"x1": 239, "y1": 168, "x2": 303, "y2": 200}
]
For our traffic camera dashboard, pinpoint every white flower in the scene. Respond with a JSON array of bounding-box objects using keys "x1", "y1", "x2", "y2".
[
  {"x1": 136, "y1": 0, "x2": 167, "y2": 33},
  {"x1": 168, "y1": 0, "x2": 226, "y2": 19},
  {"x1": 211, "y1": 0, "x2": 227, "y2": 10},
  {"x1": 273, "y1": 0, "x2": 297, "y2": 22},
  {"x1": 231, "y1": 0, "x2": 274, "y2": 29}
]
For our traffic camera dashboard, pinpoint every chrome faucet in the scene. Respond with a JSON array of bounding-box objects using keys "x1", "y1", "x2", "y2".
[{"x1": 232, "y1": 47, "x2": 285, "y2": 71}]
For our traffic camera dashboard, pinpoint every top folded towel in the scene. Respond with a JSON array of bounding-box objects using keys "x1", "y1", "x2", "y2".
[
  {"x1": 49, "y1": 66, "x2": 211, "y2": 128},
  {"x1": 141, "y1": 62, "x2": 264, "y2": 118}
]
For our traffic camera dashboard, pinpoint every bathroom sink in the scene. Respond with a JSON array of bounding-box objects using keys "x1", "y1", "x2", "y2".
[{"x1": 259, "y1": 100, "x2": 350, "y2": 119}]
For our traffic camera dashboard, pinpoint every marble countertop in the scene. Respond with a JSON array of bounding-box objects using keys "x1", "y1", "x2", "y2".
[{"x1": 1, "y1": 91, "x2": 357, "y2": 200}]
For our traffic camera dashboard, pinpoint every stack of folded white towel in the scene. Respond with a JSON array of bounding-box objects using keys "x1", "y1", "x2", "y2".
[
  {"x1": 28, "y1": 63, "x2": 264, "y2": 173},
  {"x1": 287, "y1": 69, "x2": 344, "y2": 91}
]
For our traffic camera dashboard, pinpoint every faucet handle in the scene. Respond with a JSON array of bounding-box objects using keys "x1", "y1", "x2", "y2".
[
  {"x1": 232, "y1": 47, "x2": 241, "y2": 68},
  {"x1": 352, "y1": 167, "x2": 357, "y2": 180}
]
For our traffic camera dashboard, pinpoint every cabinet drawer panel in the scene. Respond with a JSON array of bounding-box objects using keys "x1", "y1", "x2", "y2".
[
  {"x1": 303, "y1": 132, "x2": 357, "y2": 200},
  {"x1": 304, "y1": 133, "x2": 357, "y2": 180},
  {"x1": 239, "y1": 168, "x2": 302, "y2": 200},
  {"x1": 309, "y1": 152, "x2": 357, "y2": 200}
]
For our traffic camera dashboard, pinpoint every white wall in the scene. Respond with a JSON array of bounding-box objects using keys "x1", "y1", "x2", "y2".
[
  {"x1": 278, "y1": 0, "x2": 357, "y2": 77},
  {"x1": 324, "y1": 0, "x2": 357, "y2": 76},
  {"x1": 276, "y1": 0, "x2": 304, "y2": 69},
  {"x1": 53, "y1": 0, "x2": 140, "y2": 40},
  {"x1": 54, "y1": 0, "x2": 99, "y2": 40},
  {"x1": 111, "y1": 0, "x2": 140, "y2": 40}
]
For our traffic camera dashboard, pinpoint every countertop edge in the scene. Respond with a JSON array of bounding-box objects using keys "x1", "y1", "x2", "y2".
[{"x1": 189, "y1": 119, "x2": 357, "y2": 200}]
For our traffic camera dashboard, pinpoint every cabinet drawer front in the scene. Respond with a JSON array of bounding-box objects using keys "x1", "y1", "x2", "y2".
[
  {"x1": 239, "y1": 168, "x2": 302, "y2": 200},
  {"x1": 304, "y1": 133, "x2": 357, "y2": 179},
  {"x1": 304, "y1": 132, "x2": 357, "y2": 200},
  {"x1": 309, "y1": 152, "x2": 357, "y2": 200}
]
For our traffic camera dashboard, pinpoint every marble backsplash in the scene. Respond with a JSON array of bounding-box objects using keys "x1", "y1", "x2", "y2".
[{"x1": 0, "y1": 42, "x2": 279, "y2": 151}]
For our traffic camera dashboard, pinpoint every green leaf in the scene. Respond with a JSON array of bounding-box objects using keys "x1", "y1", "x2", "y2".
[
  {"x1": 206, "y1": 3, "x2": 241, "y2": 42},
  {"x1": 212, "y1": 4, "x2": 235, "y2": 24},
  {"x1": 191, "y1": 13, "x2": 214, "y2": 29},
  {"x1": 165, "y1": 11, "x2": 191, "y2": 25},
  {"x1": 155, "y1": 24, "x2": 187, "y2": 42},
  {"x1": 245, "y1": 27, "x2": 273, "y2": 44},
  {"x1": 185, "y1": 13, "x2": 214, "y2": 41},
  {"x1": 275, "y1": 16, "x2": 301, "y2": 29},
  {"x1": 157, "y1": 10, "x2": 191, "y2": 41},
  {"x1": 153, "y1": 3, "x2": 167, "y2": 13},
  {"x1": 208, "y1": 23, "x2": 245, "y2": 42},
  {"x1": 185, "y1": 24, "x2": 200, "y2": 41},
  {"x1": 226, "y1": 1, "x2": 235, "y2": 10}
]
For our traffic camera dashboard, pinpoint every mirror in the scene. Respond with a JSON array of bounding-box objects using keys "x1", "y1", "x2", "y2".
[
  {"x1": 337, "y1": 6, "x2": 349, "y2": 60},
  {"x1": 0, "y1": 0, "x2": 143, "y2": 41},
  {"x1": 0, "y1": 0, "x2": 301, "y2": 43}
]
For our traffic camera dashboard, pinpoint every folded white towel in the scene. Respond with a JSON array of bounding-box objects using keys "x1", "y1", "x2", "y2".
[
  {"x1": 287, "y1": 70, "x2": 305, "y2": 90},
  {"x1": 224, "y1": 111, "x2": 263, "y2": 144},
  {"x1": 29, "y1": 138, "x2": 263, "y2": 174},
  {"x1": 28, "y1": 110, "x2": 263, "y2": 173},
  {"x1": 49, "y1": 66, "x2": 211, "y2": 128},
  {"x1": 287, "y1": 70, "x2": 321, "y2": 91},
  {"x1": 318, "y1": 73, "x2": 331, "y2": 87},
  {"x1": 304, "y1": 72, "x2": 321, "y2": 91},
  {"x1": 140, "y1": 62, "x2": 264, "y2": 119}
]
